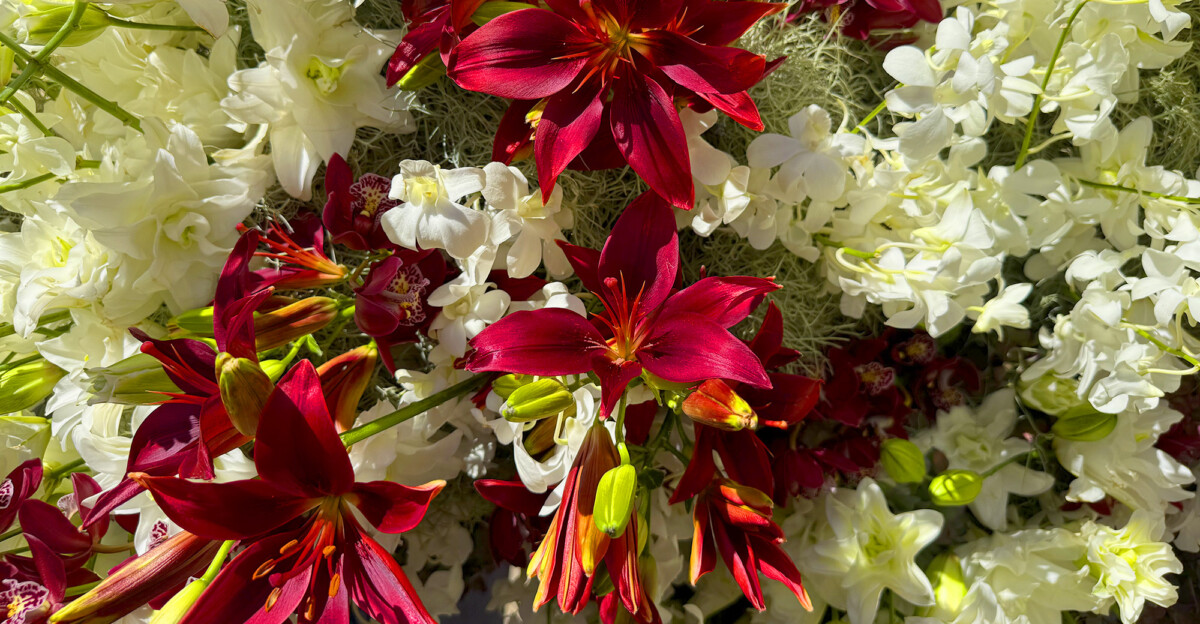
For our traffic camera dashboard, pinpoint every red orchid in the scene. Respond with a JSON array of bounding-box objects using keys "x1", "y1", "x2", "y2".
[
  {"x1": 689, "y1": 479, "x2": 810, "y2": 611},
  {"x1": 527, "y1": 424, "x2": 655, "y2": 622},
  {"x1": 446, "y1": 0, "x2": 786, "y2": 210},
  {"x1": 1, "y1": 535, "x2": 66, "y2": 624},
  {"x1": 16, "y1": 475, "x2": 109, "y2": 582},
  {"x1": 239, "y1": 215, "x2": 347, "y2": 291},
  {"x1": 134, "y1": 361, "x2": 443, "y2": 624},
  {"x1": 353, "y1": 250, "x2": 450, "y2": 372},
  {"x1": 322, "y1": 154, "x2": 400, "y2": 251},
  {"x1": 794, "y1": 0, "x2": 941, "y2": 40},
  {"x1": 0, "y1": 460, "x2": 42, "y2": 533},
  {"x1": 466, "y1": 191, "x2": 778, "y2": 417}
]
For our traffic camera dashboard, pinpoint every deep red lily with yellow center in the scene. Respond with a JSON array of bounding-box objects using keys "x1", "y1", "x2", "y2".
[
  {"x1": 134, "y1": 361, "x2": 443, "y2": 624},
  {"x1": 446, "y1": 0, "x2": 785, "y2": 210},
  {"x1": 465, "y1": 191, "x2": 779, "y2": 417}
]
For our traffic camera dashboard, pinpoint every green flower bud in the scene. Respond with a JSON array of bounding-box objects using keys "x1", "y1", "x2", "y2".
[
  {"x1": 929, "y1": 470, "x2": 983, "y2": 506},
  {"x1": 149, "y1": 576, "x2": 208, "y2": 624},
  {"x1": 0, "y1": 358, "x2": 66, "y2": 413},
  {"x1": 259, "y1": 359, "x2": 287, "y2": 383},
  {"x1": 0, "y1": 413, "x2": 50, "y2": 475},
  {"x1": 491, "y1": 373, "x2": 530, "y2": 401},
  {"x1": 522, "y1": 417, "x2": 558, "y2": 460},
  {"x1": 881, "y1": 438, "x2": 928, "y2": 483},
  {"x1": 594, "y1": 463, "x2": 637, "y2": 537},
  {"x1": 1018, "y1": 374, "x2": 1082, "y2": 417},
  {"x1": 167, "y1": 306, "x2": 216, "y2": 337},
  {"x1": 22, "y1": 5, "x2": 112, "y2": 47},
  {"x1": 396, "y1": 53, "x2": 445, "y2": 91},
  {"x1": 85, "y1": 353, "x2": 181, "y2": 405},
  {"x1": 1051, "y1": 407, "x2": 1118, "y2": 442},
  {"x1": 501, "y1": 378, "x2": 574, "y2": 423},
  {"x1": 926, "y1": 552, "x2": 967, "y2": 617},
  {"x1": 470, "y1": 1, "x2": 541, "y2": 26},
  {"x1": 215, "y1": 353, "x2": 274, "y2": 437}
]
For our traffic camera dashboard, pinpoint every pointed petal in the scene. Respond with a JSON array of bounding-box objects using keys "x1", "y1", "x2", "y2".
[
  {"x1": 597, "y1": 191, "x2": 679, "y2": 310},
  {"x1": 466, "y1": 308, "x2": 606, "y2": 376},
  {"x1": 714, "y1": 430, "x2": 775, "y2": 497},
  {"x1": 350, "y1": 480, "x2": 444, "y2": 534},
  {"x1": 670, "y1": 426, "x2": 716, "y2": 504},
  {"x1": 20, "y1": 500, "x2": 92, "y2": 554},
  {"x1": 679, "y1": 2, "x2": 787, "y2": 46},
  {"x1": 474, "y1": 479, "x2": 550, "y2": 516},
  {"x1": 638, "y1": 31, "x2": 765, "y2": 94},
  {"x1": 752, "y1": 536, "x2": 811, "y2": 610},
  {"x1": 344, "y1": 525, "x2": 436, "y2": 624},
  {"x1": 133, "y1": 475, "x2": 314, "y2": 540},
  {"x1": 689, "y1": 507, "x2": 715, "y2": 584},
  {"x1": 660, "y1": 276, "x2": 778, "y2": 328},
  {"x1": 711, "y1": 518, "x2": 764, "y2": 610},
  {"x1": 26, "y1": 534, "x2": 66, "y2": 601},
  {"x1": 254, "y1": 361, "x2": 355, "y2": 497},
  {"x1": 639, "y1": 313, "x2": 770, "y2": 388},
  {"x1": 696, "y1": 90, "x2": 764, "y2": 131},
  {"x1": 492, "y1": 100, "x2": 537, "y2": 164},
  {"x1": 447, "y1": 9, "x2": 590, "y2": 100},
  {"x1": 0, "y1": 459, "x2": 42, "y2": 532},
  {"x1": 556, "y1": 241, "x2": 602, "y2": 293},
  {"x1": 536, "y1": 82, "x2": 606, "y2": 202},
  {"x1": 609, "y1": 75, "x2": 694, "y2": 210},
  {"x1": 181, "y1": 532, "x2": 310, "y2": 624},
  {"x1": 387, "y1": 18, "x2": 444, "y2": 86},
  {"x1": 132, "y1": 330, "x2": 218, "y2": 397},
  {"x1": 593, "y1": 356, "x2": 643, "y2": 419}
]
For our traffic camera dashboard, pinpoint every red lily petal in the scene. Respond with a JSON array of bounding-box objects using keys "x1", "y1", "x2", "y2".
[
  {"x1": 475, "y1": 478, "x2": 551, "y2": 516},
  {"x1": 689, "y1": 507, "x2": 715, "y2": 584},
  {"x1": 670, "y1": 425, "x2": 716, "y2": 504},
  {"x1": 134, "y1": 475, "x2": 315, "y2": 541},
  {"x1": 544, "y1": 0, "x2": 590, "y2": 21},
  {"x1": 696, "y1": 90, "x2": 764, "y2": 131},
  {"x1": 745, "y1": 373, "x2": 821, "y2": 424},
  {"x1": 711, "y1": 517, "x2": 764, "y2": 610},
  {"x1": 387, "y1": 18, "x2": 445, "y2": 86},
  {"x1": 254, "y1": 360, "x2": 355, "y2": 497},
  {"x1": 638, "y1": 30, "x2": 765, "y2": 95},
  {"x1": 313, "y1": 554, "x2": 349, "y2": 624},
  {"x1": 609, "y1": 74, "x2": 694, "y2": 210},
  {"x1": 349, "y1": 480, "x2": 444, "y2": 534},
  {"x1": 132, "y1": 330, "x2": 218, "y2": 397},
  {"x1": 492, "y1": 100, "x2": 537, "y2": 164},
  {"x1": 660, "y1": 276, "x2": 778, "y2": 329},
  {"x1": 467, "y1": 308, "x2": 605, "y2": 376},
  {"x1": 714, "y1": 430, "x2": 775, "y2": 497},
  {"x1": 26, "y1": 534, "x2": 66, "y2": 601},
  {"x1": 344, "y1": 525, "x2": 436, "y2": 624},
  {"x1": 20, "y1": 501, "x2": 92, "y2": 555},
  {"x1": 447, "y1": 9, "x2": 590, "y2": 100},
  {"x1": 450, "y1": 0, "x2": 488, "y2": 28},
  {"x1": 597, "y1": 191, "x2": 679, "y2": 310},
  {"x1": 556, "y1": 240, "x2": 601, "y2": 294},
  {"x1": 593, "y1": 356, "x2": 643, "y2": 419},
  {"x1": 216, "y1": 289, "x2": 272, "y2": 361},
  {"x1": 680, "y1": 1, "x2": 787, "y2": 46},
  {"x1": 747, "y1": 302, "x2": 800, "y2": 368},
  {"x1": 639, "y1": 313, "x2": 770, "y2": 388},
  {"x1": 627, "y1": 0, "x2": 685, "y2": 29},
  {"x1": 536, "y1": 81, "x2": 606, "y2": 203},
  {"x1": 180, "y1": 532, "x2": 310, "y2": 624},
  {"x1": 752, "y1": 535, "x2": 812, "y2": 610}
]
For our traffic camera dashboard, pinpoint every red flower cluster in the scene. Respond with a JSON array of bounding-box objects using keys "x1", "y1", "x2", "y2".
[{"x1": 793, "y1": 0, "x2": 942, "y2": 40}]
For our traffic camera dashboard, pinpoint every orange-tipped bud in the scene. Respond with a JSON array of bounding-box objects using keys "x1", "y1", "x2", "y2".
[
  {"x1": 252, "y1": 297, "x2": 338, "y2": 351},
  {"x1": 49, "y1": 531, "x2": 220, "y2": 624},
  {"x1": 215, "y1": 353, "x2": 274, "y2": 437},
  {"x1": 575, "y1": 425, "x2": 620, "y2": 576},
  {"x1": 681, "y1": 380, "x2": 757, "y2": 431},
  {"x1": 317, "y1": 342, "x2": 379, "y2": 431}
]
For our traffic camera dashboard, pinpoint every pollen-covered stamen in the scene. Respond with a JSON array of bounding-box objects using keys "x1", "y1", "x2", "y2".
[{"x1": 260, "y1": 497, "x2": 346, "y2": 612}]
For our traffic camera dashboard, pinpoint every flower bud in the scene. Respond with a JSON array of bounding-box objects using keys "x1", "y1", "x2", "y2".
[
  {"x1": 317, "y1": 343, "x2": 379, "y2": 431},
  {"x1": 21, "y1": 5, "x2": 112, "y2": 47},
  {"x1": 1018, "y1": 374, "x2": 1082, "y2": 417},
  {"x1": 642, "y1": 370, "x2": 693, "y2": 394},
  {"x1": 0, "y1": 358, "x2": 66, "y2": 413},
  {"x1": 593, "y1": 463, "x2": 637, "y2": 537},
  {"x1": 929, "y1": 470, "x2": 983, "y2": 506},
  {"x1": 880, "y1": 438, "x2": 927, "y2": 484},
  {"x1": 501, "y1": 378, "x2": 574, "y2": 423},
  {"x1": 148, "y1": 576, "x2": 208, "y2": 624},
  {"x1": 252, "y1": 297, "x2": 338, "y2": 351},
  {"x1": 166, "y1": 307, "x2": 215, "y2": 337},
  {"x1": 49, "y1": 531, "x2": 219, "y2": 624},
  {"x1": 215, "y1": 353, "x2": 274, "y2": 437},
  {"x1": 522, "y1": 417, "x2": 559, "y2": 460},
  {"x1": 681, "y1": 379, "x2": 757, "y2": 431},
  {"x1": 1051, "y1": 407, "x2": 1118, "y2": 442},
  {"x1": 395, "y1": 52, "x2": 445, "y2": 91},
  {"x1": 924, "y1": 552, "x2": 967, "y2": 617},
  {"x1": 470, "y1": 1, "x2": 538, "y2": 26},
  {"x1": 492, "y1": 373, "x2": 531, "y2": 401},
  {"x1": 259, "y1": 358, "x2": 287, "y2": 382},
  {"x1": 85, "y1": 353, "x2": 180, "y2": 405}
]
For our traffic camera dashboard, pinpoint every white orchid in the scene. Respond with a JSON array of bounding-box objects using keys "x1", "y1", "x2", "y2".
[
  {"x1": 383, "y1": 160, "x2": 489, "y2": 260},
  {"x1": 1081, "y1": 511, "x2": 1182, "y2": 623}
]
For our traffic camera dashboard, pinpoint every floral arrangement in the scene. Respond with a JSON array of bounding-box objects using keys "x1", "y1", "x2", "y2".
[{"x1": 1, "y1": 0, "x2": 1199, "y2": 623}]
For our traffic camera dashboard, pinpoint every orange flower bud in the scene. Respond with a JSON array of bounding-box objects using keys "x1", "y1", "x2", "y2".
[
  {"x1": 575, "y1": 425, "x2": 620, "y2": 576},
  {"x1": 317, "y1": 342, "x2": 379, "y2": 431},
  {"x1": 252, "y1": 297, "x2": 339, "y2": 351},
  {"x1": 681, "y1": 379, "x2": 757, "y2": 431}
]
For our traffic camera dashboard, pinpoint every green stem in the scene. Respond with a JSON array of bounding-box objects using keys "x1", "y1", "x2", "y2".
[
  {"x1": 850, "y1": 99, "x2": 889, "y2": 135},
  {"x1": 981, "y1": 451, "x2": 1035, "y2": 479},
  {"x1": 46, "y1": 457, "x2": 88, "y2": 481},
  {"x1": 0, "y1": 0, "x2": 87, "y2": 106},
  {"x1": 1077, "y1": 179, "x2": 1200, "y2": 204},
  {"x1": 0, "y1": 309, "x2": 73, "y2": 339},
  {"x1": 0, "y1": 171, "x2": 56, "y2": 194},
  {"x1": 1132, "y1": 327, "x2": 1200, "y2": 368},
  {"x1": 7, "y1": 97, "x2": 53, "y2": 137},
  {"x1": 65, "y1": 581, "x2": 101, "y2": 597},
  {"x1": 1015, "y1": 0, "x2": 1090, "y2": 169},
  {"x1": 614, "y1": 392, "x2": 628, "y2": 445},
  {"x1": 0, "y1": 29, "x2": 141, "y2": 131},
  {"x1": 0, "y1": 528, "x2": 20, "y2": 543},
  {"x1": 104, "y1": 16, "x2": 206, "y2": 32},
  {"x1": 340, "y1": 374, "x2": 490, "y2": 446}
]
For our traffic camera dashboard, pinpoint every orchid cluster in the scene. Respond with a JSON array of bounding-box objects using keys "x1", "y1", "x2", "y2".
[{"x1": 2, "y1": 0, "x2": 1200, "y2": 623}]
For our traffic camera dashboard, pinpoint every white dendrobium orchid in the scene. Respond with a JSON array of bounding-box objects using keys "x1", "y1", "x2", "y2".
[
  {"x1": 966, "y1": 282, "x2": 1032, "y2": 338},
  {"x1": 427, "y1": 274, "x2": 511, "y2": 357},
  {"x1": 805, "y1": 478, "x2": 944, "y2": 624},
  {"x1": 481, "y1": 162, "x2": 573, "y2": 279},
  {"x1": 222, "y1": 0, "x2": 412, "y2": 199},
  {"x1": 1081, "y1": 511, "x2": 1182, "y2": 623},
  {"x1": 747, "y1": 104, "x2": 864, "y2": 204},
  {"x1": 921, "y1": 390, "x2": 1053, "y2": 530},
  {"x1": 382, "y1": 160, "x2": 489, "y2": 259}
]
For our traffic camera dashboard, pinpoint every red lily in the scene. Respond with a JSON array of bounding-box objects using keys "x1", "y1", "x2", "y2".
[
  {"x1": 446, "y1": 0, "x2": 786, "y2": 210},
  {"x1": 134, "y1": 361, "x2": 443, "y2": 624},
  {"x1": 466, "y1": 191, "x2": 778, "y2": 417},
  {"x1": 387, "y1": 0, "x2": 527, "y2": 87},
  {"x1": 690, "y1": 479, "x2": 809, "y2": 611},
  {"x1": 527, "y1": 424, "x2": 655, "y2": 622},
  {"x1": 239, "y1": 215, "x2": 347, "y2": 291},
  {"x1": 322, "y1": 154, "x2": 400, "y2": 251},
  {"x1": 794, "y1": 0, "x2": 941, "y2": 40},
  {"x1": 474, "y1": 478, "x2": 551, "y2": 567}
]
